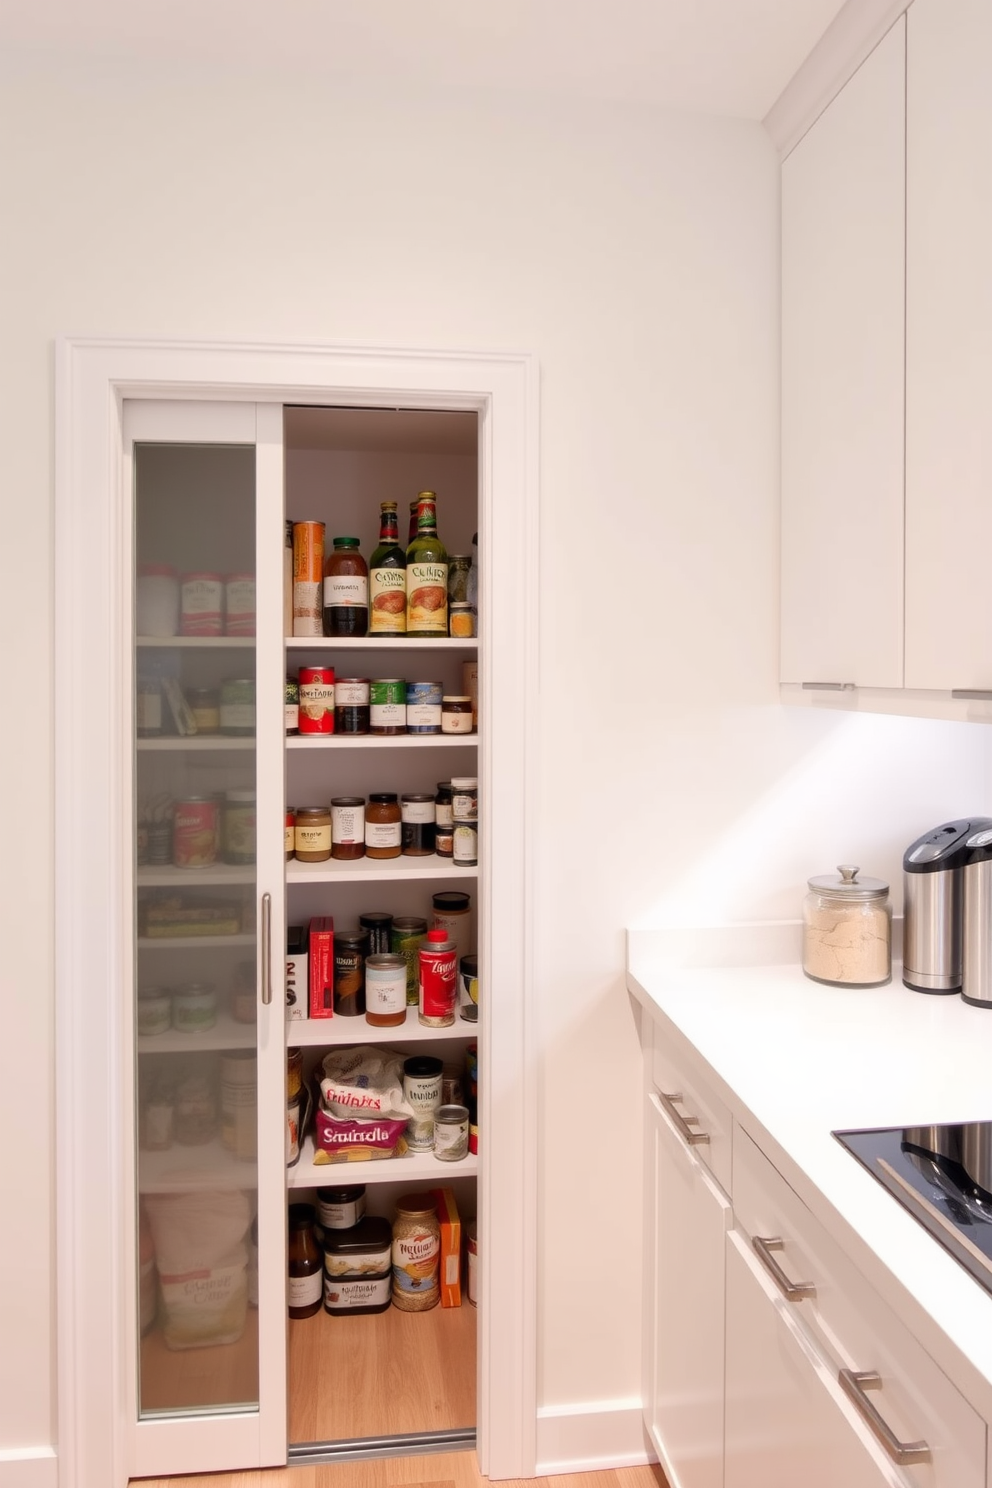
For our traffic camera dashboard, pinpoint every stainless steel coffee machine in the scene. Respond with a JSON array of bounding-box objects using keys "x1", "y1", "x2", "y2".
[
  {"x1": 903, "y1": 818, "x2": 992, "y2": 993},
  {"x1": 962, "y1": 826, "x2": 992, "y2": 1007}
]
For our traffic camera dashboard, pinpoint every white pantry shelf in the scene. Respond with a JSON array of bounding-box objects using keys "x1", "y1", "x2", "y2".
[
  {"x1": 286, "y1": 1010, "x2": 477, "y2": 1049},
  {"x1": 136, "y1": 635, "x2": 255, "y2": 648},
  {"x1": 137, "y1": 864, "x2": 255, "y2": 887},
  {"x1": 288, "y1": 1135, "x2": 477, "y2": 1189},
  {"x1": 286, "y1": 637, "x2": 477, "y2": 652},
  {"x1": 137, "y1": 934, "x2": 256, "y2": 951},
  {"x1": 137, "y1": 1011, "x2": 257, "y2": 1054},
  {"x1": 287, "y1": 734, "x2": 476, "y2": 750},
  {"x1": 138, "y1": 1139, "x2": 257, "y2": 1195},
  {"x1": 137, "y1": 736, "x2": 255, "y2": 751},
  {"x1": 286, "y1": 857, "x2": 477, "y2": 885}
]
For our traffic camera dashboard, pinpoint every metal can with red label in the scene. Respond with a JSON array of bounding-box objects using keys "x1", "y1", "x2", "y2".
[
  {"x1": 298, "y1": 665, "x2": 335, "y2": 735},
  {"x1": 418, "y1": 930, "x2": 457, "y2": 1027},
  {"x1": 172, "y1": 796, "x2": 219, "y2": 868}
]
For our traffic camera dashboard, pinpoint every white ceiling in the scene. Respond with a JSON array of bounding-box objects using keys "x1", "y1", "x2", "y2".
[{"x1": 2, "y1": 0, "x2": 848, "y2": 120}]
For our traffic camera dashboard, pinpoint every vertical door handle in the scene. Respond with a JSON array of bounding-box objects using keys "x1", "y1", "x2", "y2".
[{"x1": 261, "y1": 891, "x2": 272, "y2": 1004}]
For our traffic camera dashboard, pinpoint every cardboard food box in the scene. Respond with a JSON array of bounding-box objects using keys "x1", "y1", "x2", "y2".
[
  {"x1": 308, "y1": 916, "x2": 334, "y2": 1018},
  {"x1": 428, "y1": 1185, "x2": 462, "y2": 1307},
  {"x1": 286, "y1": 923, "x2": 308, "y2": 1022}
]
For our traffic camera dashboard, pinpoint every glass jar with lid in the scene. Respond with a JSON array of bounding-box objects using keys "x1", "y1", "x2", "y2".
[{"x1": 802, "y1": 864, "x2": 891, "y2": 987}]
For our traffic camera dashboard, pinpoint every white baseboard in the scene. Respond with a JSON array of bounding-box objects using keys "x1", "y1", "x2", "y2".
[
  {"x1": 535, "y1": 1398, "x2": 654, "y2": 1476},
  {"x1": 0, "y1": 1448, "x2": 58, "y2": 1488}
]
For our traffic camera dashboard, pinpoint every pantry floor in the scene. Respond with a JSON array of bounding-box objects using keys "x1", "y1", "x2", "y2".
[{"x1": 131, "y1": 1455, "x2": 668, "y2": 1488}]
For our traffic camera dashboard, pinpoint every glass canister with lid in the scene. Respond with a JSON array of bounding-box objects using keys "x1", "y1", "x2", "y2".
[{"x1": 802, "y1": 864, "x2": 891, "y2": 987}]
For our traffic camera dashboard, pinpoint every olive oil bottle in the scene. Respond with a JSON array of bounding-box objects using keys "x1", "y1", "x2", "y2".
[
  {"x1": 369, "y1": 501, "x2": 406, "y2": 635},
  {"x1": 405, "y1": 491, "x2": 448, "y2": 638}
]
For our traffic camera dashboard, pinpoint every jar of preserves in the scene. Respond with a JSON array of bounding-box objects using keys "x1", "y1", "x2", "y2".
[
  {"x1": 295, "y1": 806, "x2": 331, "y2": 862},
  {"x1": 219, "y1": 678, "x2": 255, "y2": 737},
  {"x1": 331, "y1": 797, "x2": 365, "y2": 861},
  {"x1": 802, "y1": 864, "x2": 891, "y2": 987},
  {"x1": 323, "y1": 537, "x2": 368, "y2": 637},
  {"x1": 222, "y1": 789, "x2": 256, "y2": 865},
  {"x1": 288, "y1": 1203, "x2": 323, "y2": 1319},
  {"x1": 335, "y1": 678, "x2": 370, "y2": 735},
  {"x1": 441, "y1": 696, "x2": 473, "y2": 734},
  {"x1": 365, "y1": 793, "x2": 401, "y2": 859},
  {"x1": 392, "y1": 1193, "x2": 441, "y2": 1312},
  {"x1": 317, "y1": 1185, "x2": 366, "y2": 1231},
  {"x1": 365, "y1": 953, "x2": 408, "y2": 1028},
  {"x1": 449, "y1": 603, "x2": 476, "y2": 638},
  {"x1": 453, "y1": 819, "x2": 478, "y2": 868},
  {"x1": 435, "y1": 782, "x2": 454, "y2": 858},
  {"x1": 450, "y1": 777, "x2": 477, "y2": 821},
  {"x1": 401, "y1": 793, "x2": 436, "y2": 856},
  {"x1": 188, "y1": 687, "x2": 220, "y2": 734}
]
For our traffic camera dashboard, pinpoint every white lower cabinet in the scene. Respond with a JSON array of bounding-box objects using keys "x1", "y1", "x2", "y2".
[
  {"x1": 644, "y1": 1089, "x2": 730, "y2": 1488},
  {"x1": 643, "y1": 1022, "x2": 987, "y2": 1488}
]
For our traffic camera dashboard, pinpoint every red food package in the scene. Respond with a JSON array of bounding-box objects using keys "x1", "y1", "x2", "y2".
[{"x1": 309, "y1": 916, "x2": 334, "y2": 1018}]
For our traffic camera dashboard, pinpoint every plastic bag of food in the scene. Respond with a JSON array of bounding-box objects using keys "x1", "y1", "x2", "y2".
[
  {"x1": 144, "y1": 1190, "x2": 253, "y2": 1349},
  {"x1": 313, "y1": 1106, "x2": 409, "y2": 1163},
  {"x1": 319, "y1": 1045, "x2": 412, "y2": 1120}
]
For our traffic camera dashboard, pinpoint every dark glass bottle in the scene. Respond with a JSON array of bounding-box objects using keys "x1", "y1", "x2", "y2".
[
  {"x1": 287, "y1": 1203, "x2": 323, "y2": 1319},
  {"x1": 323, "y1": 537, "x2": 368, "y2": 637},
  {"x1": 369, "y1": 501, "x2": 406, "y2": 635}
]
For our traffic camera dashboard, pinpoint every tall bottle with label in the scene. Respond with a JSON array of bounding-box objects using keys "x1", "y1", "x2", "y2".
[
  {"x1": 323, "y1": 537, "x2": 369, "y2": 637},
  {"x1": 369, "y1": 501, "x2": 407, "y2": 635},
  {"x1": 287, "y1": 1203, "x2": 323, "y2": 1319},
  {"x1": 405, "y1": 492, "x2": 448, "y2": 638}
]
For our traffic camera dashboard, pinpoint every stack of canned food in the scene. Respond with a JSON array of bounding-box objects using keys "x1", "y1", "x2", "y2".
[
  {"x1": 287, "y1": 777, "x2": 477, "y2": 867},
  {"x1": 137, "y1": 789, "x2": 257, "y2": 869},
  {"x1": 287, "y1": 663, "x2": 478, "y2": 737}
]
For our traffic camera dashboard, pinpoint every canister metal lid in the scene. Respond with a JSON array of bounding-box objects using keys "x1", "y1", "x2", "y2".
[
  {"x1": 806, "y1": 864, "x2": 889, "y2": 899},
  {"x1": 322, "y1": 1215, "x2": 391, "y2": 1255}
]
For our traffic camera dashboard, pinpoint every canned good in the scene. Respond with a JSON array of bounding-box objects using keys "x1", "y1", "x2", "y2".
[
  {"x1": 335, "y1": 677, "x2": 370, "y2": 735},
  {"x1": 188, "y1": 687, "x2": 220, "y2": 734},
  {"x1": 334, "y1": 929, "x2": 368, "y2": 1017},
  {"x1": 298, "y1": 665, "x2": 335, "y2": 734},
  {"x1": 181, "y1": 572, "x2": 223, "y2": 636},
  {"x1": 369, "y1": 678, "x2": 406, "y2": 735},
  {"x1": 324, "y1": 1216, "x2": 392, "y2": 1315},
  {"x1": 224, "y1": 574, "x2": 256, "y2": 636},
  {"x1": 403, "y1": 1054, "x2": 443, "y2": 1152},
  {"x1": 220, "y1": 1050, "x2": 257, "y2": 1161},
  {"x1": 419, "y1": 931, "x2": 457, "y2": 1028},
  {"x1": 453, "y1": 819, "x2": 478, "y2": 867},
  {"x1": 292, "y1": 521, "x2": 325, "y2": 637},
  {"x1": 172, "y1": 796, "x2": 218, "y2": 869},
  {"x1": 222, "y1": 789, "x2": 256, "y2": 865},
  {"x1": 317, "y1": 1185, "x2": 367, "y2": 1231},
  {"x1": 365, "y1": 952, "x2": 408, "y2": 1027},
  {"x1": 392, "y1": 916, "x2": 428, "y2": 1005},
  {"x1": 359, "y1": 911, "x2": 393, "y2": 955},
  {"x1": 405, "y1": 680, "x2": 443, "y2": 735},
  {"x1": 460, "y1": 954, "x2": 479, "y2": 1022},
  {"x1": 401, "y1": 793, "x2": 436, "y2": 855},
  {"x1": 285, "y1": 677, "x2": 300, "y2": 735},
  {"x1": 219, "y1": 678, "x2": 255, "y2": 737},
  {"x1": 433, "y1": 1104, "x2": 469, "y2": 1162},
  {"x1": 172, "y1": 982, "x2": 217, "y2": 1033},
  {"x1": 331, "y1": 796, "x2": 365, "y2": 861}
]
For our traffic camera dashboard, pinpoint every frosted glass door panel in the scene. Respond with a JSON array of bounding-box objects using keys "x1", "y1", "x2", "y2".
[{"x1": 133, "y1": 443, "x2": 260, "y2": 1418}]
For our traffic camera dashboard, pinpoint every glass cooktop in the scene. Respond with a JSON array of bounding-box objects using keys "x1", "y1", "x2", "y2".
[{"x1": 833, "y1": 1124, "x2": 992, "y2": 1298}]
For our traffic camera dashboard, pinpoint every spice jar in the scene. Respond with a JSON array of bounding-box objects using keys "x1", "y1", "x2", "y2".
[
  {"x1": 802, "y1": 864, "x2": 891, "y2": 987},
  {"x1": 365, "y1": 793, "x2": 402, "y2": 859},
  {"x1": 331, "y1": 796, "x2": 365, "y2": 861},
  {"x1": 295, "y1": 806, "x2": 332, "y2": 862},
  {"x1": 391, "y1": 1193, "x2": 441, "y2": 1312},
  {"x1": 288, "y1": 1203, "x2": 323, "y2": 1319}
]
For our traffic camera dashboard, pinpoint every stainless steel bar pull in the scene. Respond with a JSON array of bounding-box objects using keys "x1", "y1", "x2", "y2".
[
  {"x1": 655, "y1": 1090, "x2": 710, "y2": 1146},
  {"x1": 752, "y1": 1235, "x2": 816, "y2": 1301},
  {"x1": 261, "y1": 891, "x2": 272, "y2": 1005},
  {"x1": 838, "y1": 1369, "x2": 931, "y2": 1466},
  {"x1": 801, "y1": 681, "x2": 855, "y2": 691}
]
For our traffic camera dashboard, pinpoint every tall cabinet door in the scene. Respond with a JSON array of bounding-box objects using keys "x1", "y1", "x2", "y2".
[
  {"x1": 644, "y1": 1091, "x2": 730, "y2": 1488},
  {"x1": 905, "y1": 0, "x2": 992, "y2": 690},
  {"x1": 124, "y1": 400, "x2": 287, "y2": 1479},
  {"x1": 780, "y1": 18, "x2": 906, "y2": 689}
]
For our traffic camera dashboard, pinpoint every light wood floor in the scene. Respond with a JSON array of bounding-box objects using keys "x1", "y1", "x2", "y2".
[{"x1": 133, "y1": 1453, "x2": 668, "y2": 1488}]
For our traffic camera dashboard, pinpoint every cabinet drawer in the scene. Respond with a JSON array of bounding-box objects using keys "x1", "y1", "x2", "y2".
[
  {"x1": 649, "y1": 1020, "x2": 731, "y2": 1194},
  {"x1": 733, "y1": 1126, "x2": 985, "y2": 1488}
]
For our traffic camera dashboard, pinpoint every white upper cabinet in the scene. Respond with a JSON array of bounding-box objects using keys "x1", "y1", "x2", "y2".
[
  {"x1": 780, "y1": 19, "x2": 906, "y2": 688},
  {"x1": 905, "y1": 0, "x2": 992, "y2": 691}
]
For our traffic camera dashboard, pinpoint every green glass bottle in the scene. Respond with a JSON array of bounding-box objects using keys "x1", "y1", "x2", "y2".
[
  {"x1": 405, "y1": 491, "x2": 448, "y2": 638},
  {"x1": 369, "y1": 501, "x2": 407, "y2": 635}
]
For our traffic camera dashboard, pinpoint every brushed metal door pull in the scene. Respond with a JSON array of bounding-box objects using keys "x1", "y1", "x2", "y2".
[
  {"x1": 952, "y1": 689, "x2": 992, "y2": 700},
  {"x1": 261, "y1": 891, "x2": 272, "y2": 1005},
  {"x1": 838, "y1": 1369, "x2": 931, "y2": 1466},
  {"x1": 656, "y1": 1090, "x2": 710, "y2": 1145},
  {"x1": 752, "y1": 1235, "x2": 816, "y2": 1301},
  {"x1": 801, "y1": 681, "x2": 855, "y2": 691}
]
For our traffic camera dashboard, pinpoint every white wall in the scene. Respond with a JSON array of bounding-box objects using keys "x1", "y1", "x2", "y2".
[{"x1": 0, "y1": 47, "x2": 987, "y2": 1476}]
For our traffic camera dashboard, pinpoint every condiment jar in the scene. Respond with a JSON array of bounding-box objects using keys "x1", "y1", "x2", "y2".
[
  {"x1": 802, "y1": 864, "x2": 891, "y2": 987},
  {"x1": 288, "y1": 1203, "x2": 323, "y2": 1319},
  {"x1": 401, "y1": 793, "x2": 436, "y2": 856},
  {"x1": 391, "y1": 1193, "x2": 441, "y2": 1312},
  {"x1": 441, "y1": 696, "x2": 473, "y2": 734},
  {"x1": 330, "y1": 796, "x2": 365, "y2": 860},
  {"x1": 365, "y1": 793, "x2": 402, "y2": 859},
  {"x1": 323, "y1": 536, "x2": 368, "y2": 637},
  {"x1": 295, "y1": 806, "x2": 332, "y2": 862},
  {"x1": 335, "y1": 678, "x2": 370, "y2": 735},
  {"x1": 435, "y1": 782, "x2": 454, "y2": 858}
]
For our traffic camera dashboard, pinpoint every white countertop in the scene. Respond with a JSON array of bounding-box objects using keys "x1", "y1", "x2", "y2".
[{"x1": 627, "y1": 925, "x2": 992, "y2": 1420}]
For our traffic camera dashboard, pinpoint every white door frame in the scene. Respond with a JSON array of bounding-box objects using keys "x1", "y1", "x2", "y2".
[{"x1": 54, "y1": 337, "x2": 540, "y2": 1488}]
